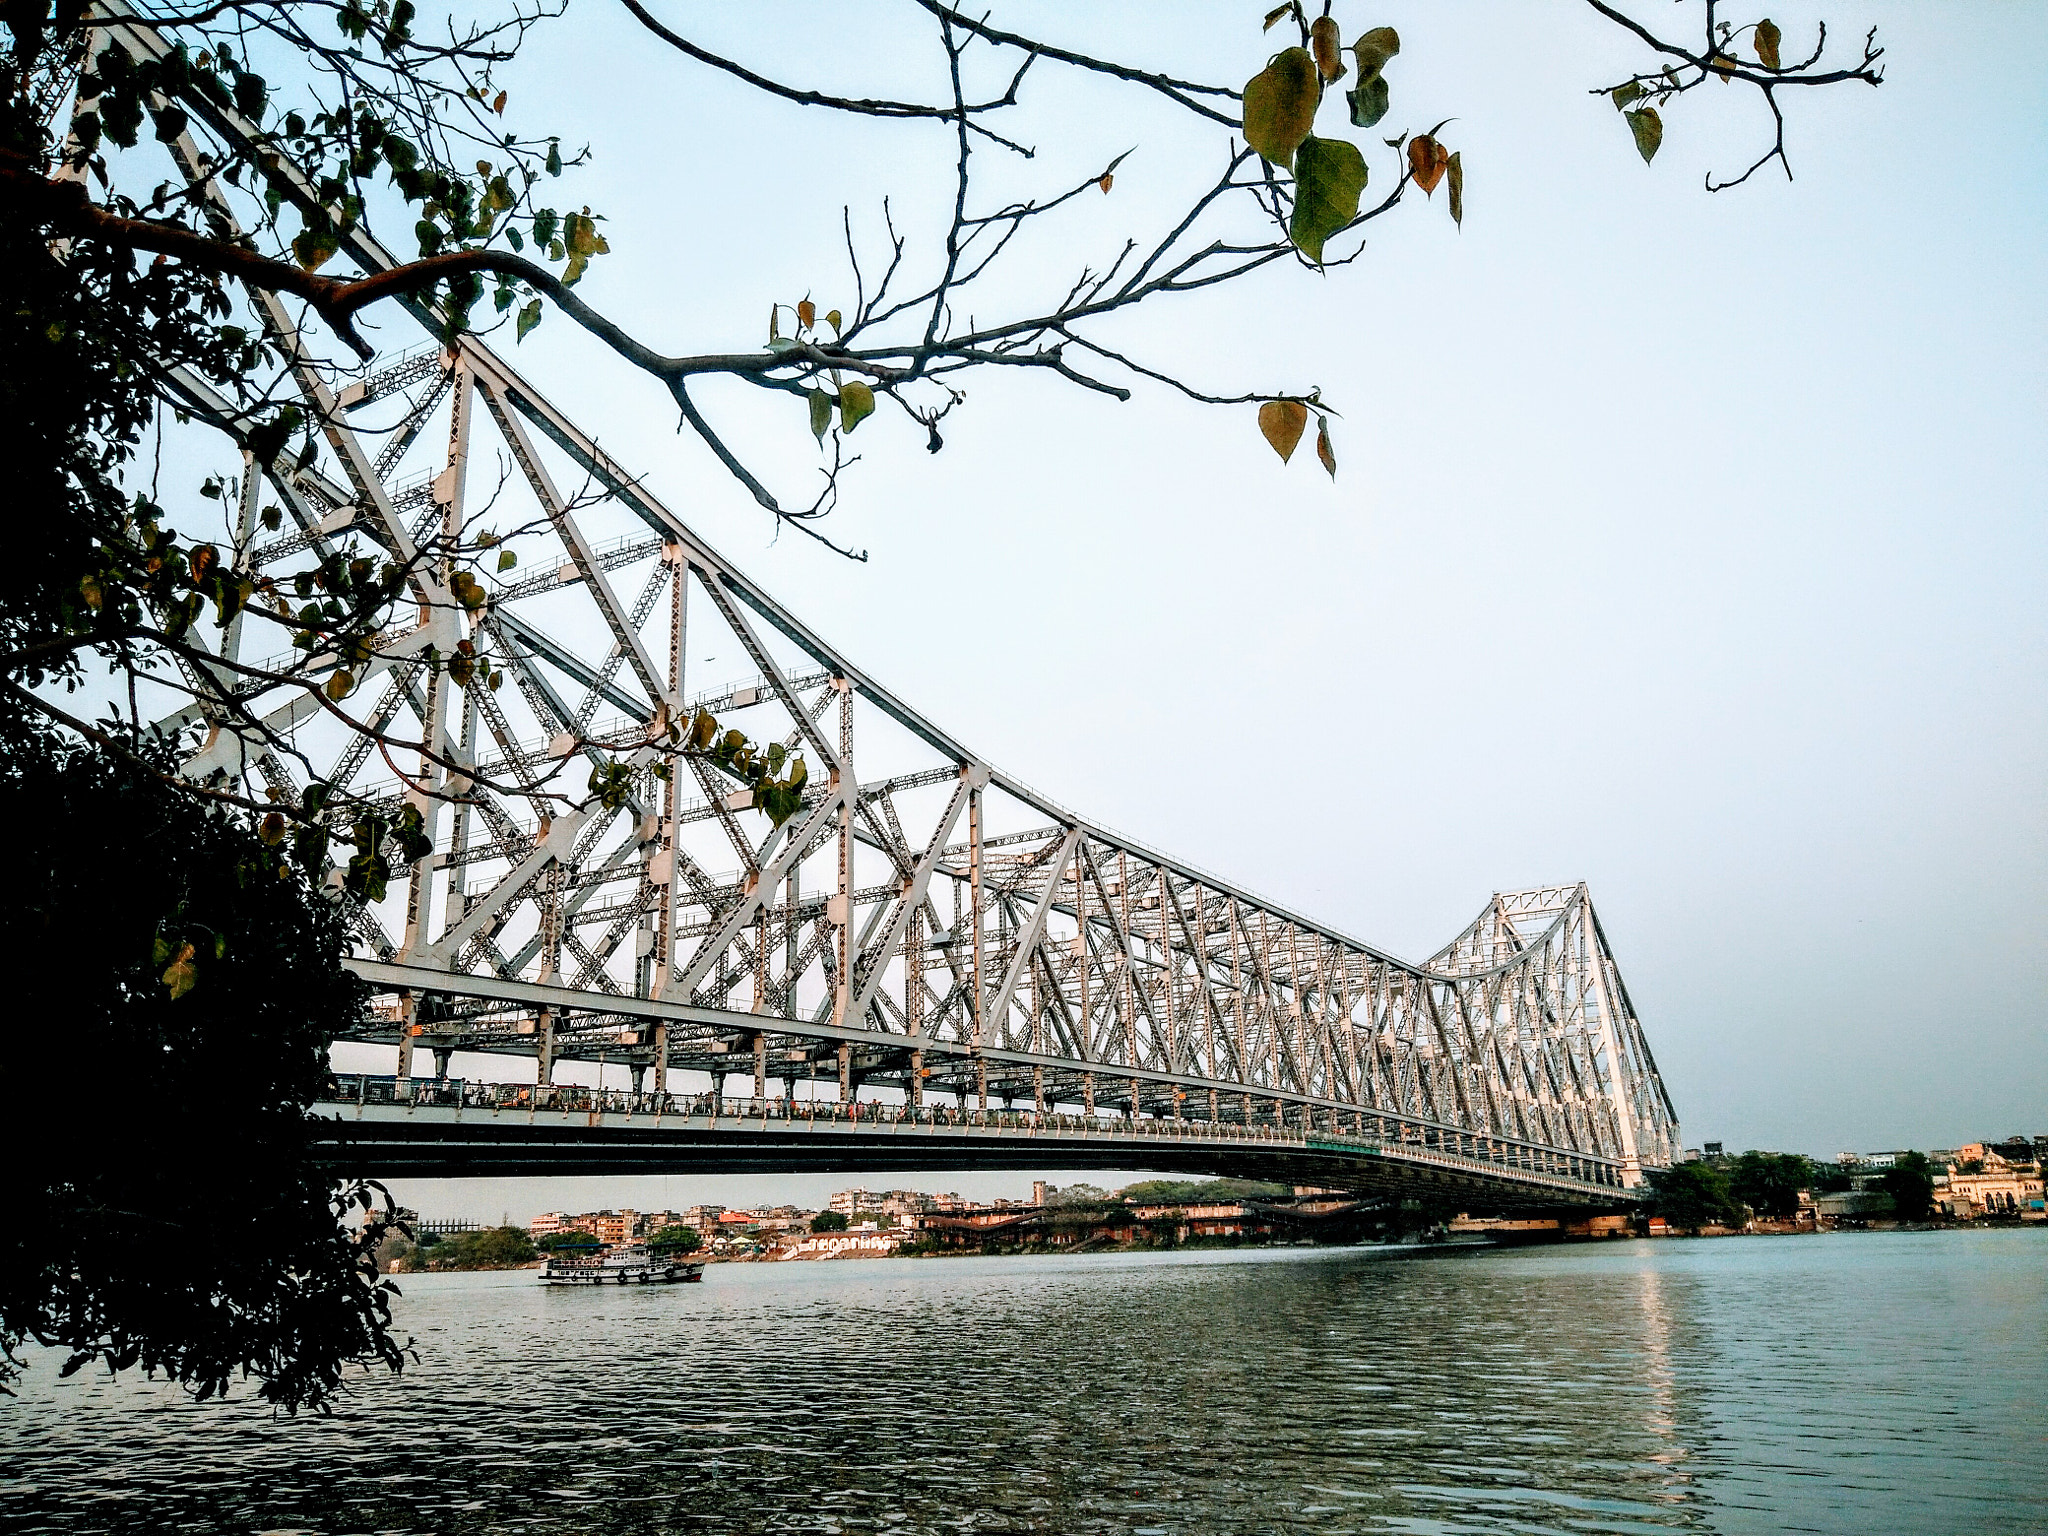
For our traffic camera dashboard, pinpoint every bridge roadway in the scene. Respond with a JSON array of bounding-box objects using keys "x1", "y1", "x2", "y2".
[{"x1": 315, "y1": 1076, "x2": 1638, "y2": 1212}]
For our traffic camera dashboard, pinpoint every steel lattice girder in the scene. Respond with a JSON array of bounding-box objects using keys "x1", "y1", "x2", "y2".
[{"x1": 96, "y1": 0, "x2": 1680, "y2": 1189}]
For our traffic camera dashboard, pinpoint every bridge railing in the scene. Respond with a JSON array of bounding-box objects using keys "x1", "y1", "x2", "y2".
[{"x1": 319, "y1": 1075, "x2": 1627, "y2": 1190}]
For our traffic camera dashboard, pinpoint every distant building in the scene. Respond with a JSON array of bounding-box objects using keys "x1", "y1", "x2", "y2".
[
  {"x1": 779, "y1": 1229, "x2": 910, "y2": 1260},
  {"x1": 1702, "y1": 1141, "x2": 1723, "y2": 1158},
  {"x1": 529, "y1": 1212, "x2": 569, "y2": 1239},
  {"x1": 417, "y1": 1217, "x2": 481, "y2": 1237},
  {"x1": 1032, "y1": 1180, "x2": 1049, "y2": 1206},
  {"x1": 1938, "y1": 1141, "x2": 2044, "y2": 1219},
  {"x1": 590, "y1": 1210, "x2": 638, "y2": 1246},
  {"x1": 828, "y1": 1187, "x2": 938, "y2": 1219}
]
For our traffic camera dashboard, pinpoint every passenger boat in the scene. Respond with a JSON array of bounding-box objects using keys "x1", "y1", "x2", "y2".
[{"x1": 541, "y1": 1243, "x2": 705, "y2": 1285}]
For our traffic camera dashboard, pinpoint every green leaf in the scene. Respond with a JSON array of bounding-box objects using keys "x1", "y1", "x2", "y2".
[
  {"x1": 516, "y1": 298, "x2": 542, "y2": 341},
  {"x1": 1351, "y1": 26, "x2": 1400, "y2": 78},
  {"x1": 1611, "y1": 81, "x2": 1644, "y2": 110},
  {"x1": 1345, "y1": 74, "x2": 1390, "y2": 129},
  {"x1": 839, "y1": 381, "x2": 876, "y2": 433},
  {"x1": 1447, "y1": 150, "x2": 1464, "y2": 228},
  {"x1": 824, "y1": 308, "x2": 842, "y2": 334},
  {"x1": 1344, "y1": 29, "x2": 1399, "y2": 127},
  {"x1": 292, "y1": 227, "x2": 339, "y2": 271},
  {"x1": 565, "y1": 210, "x2": 606, "y2": 257},
  {"x1": 1754, "y1": 18, "x2": 1782, "y2": 71},
  {"x1": 497, "y1": 548, "x2": 517, "y2": 571},
  {"x1": 1258, "y1": 400, "x2": 1309, "y2": 463},
  {"x1": 1288, "y1": 134, "x2": 1368, "y2": 263},
  {"x1": 808, "y1": 387, "x2": 832, "y2": 443},
  {"x1": 1241, "y1": 47, "x2": 1320, "y2": 170},
  {"x1": 1626, "y1": 107, "x2": 1663, "y2": 165}
]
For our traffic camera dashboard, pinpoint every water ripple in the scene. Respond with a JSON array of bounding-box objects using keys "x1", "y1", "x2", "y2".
[{"x1": 3, "y1": 1232, "x2": 2043, "y2": 1535}]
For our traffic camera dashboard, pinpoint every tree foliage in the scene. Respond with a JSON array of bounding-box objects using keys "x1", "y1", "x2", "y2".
[
  {"x1": 1647, "y1": 1160, "x2": 1742, "y2": 1232},
  {"x1": 426, "y1": 1226, "x2": 535, "y2": 1268},
  {"x1": 647, "y1": 1224, "x2": 701, "y2": 1253},
  {"x1": 809, "y1": 1210, "x2": 849, "y2": 1233},
  {"x1": 1880, "y1": 1152, "x2": 1935, "y2": 1223},
  {"x1": 1117, "y1": 1178, "x2": 1289, "y2": 1204},
  {"x1": 1725, "y1": 1150, "x2": 1811, "y2": 1220},
  {"x1": 0, "y1": 715, "x2": 404, "y2": 1409}
]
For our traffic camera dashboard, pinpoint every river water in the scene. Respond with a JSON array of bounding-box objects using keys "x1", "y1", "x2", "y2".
[{"x1": 4, "y1": 1229, "x2": 2042, "y2": 1535}]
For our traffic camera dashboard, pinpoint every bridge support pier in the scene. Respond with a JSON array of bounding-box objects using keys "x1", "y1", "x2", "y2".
[
  {"x1": 909, "y1": 1049, "x2": 923, "y2": 1108},
  {"x1": 535, "y1": 1009, "x2": 556, "y2": 1087},
  {"x1": 837, "y1": 1043, "x2": 851, "y2": 1103},
  {"x1": 432, "y1": 1047, "x2": 451, "y2": 1080},
  {"x1": 395, "y1": 994, "x2": 418, "y2": 1081},
  {"x1": 630, "y1": 1063, "x2": 645, "y2": 1097},
  {"x1": 1083, "y1": 1072, "x2": 1095, "y2": 1115},
  {"x1": 753, "y1": 1033, "x2": 766, "y2": 1101}
]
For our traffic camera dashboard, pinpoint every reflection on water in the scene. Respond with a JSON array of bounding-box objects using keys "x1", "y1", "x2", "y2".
[{"x1": 3, "y1": 1231, "x2": 2043, "y2": 1535}]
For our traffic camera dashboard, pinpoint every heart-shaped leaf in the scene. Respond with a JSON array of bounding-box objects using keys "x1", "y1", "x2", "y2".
[
  {"x1": 1407, "y1": 133, "x2": 1449, "y2": 195},
  {"x1": 839, "y1": 381, "x2": 875, "y2": 433},
  {"x1": 1242, "y1": 47, "x2": 1320, "y2": 169},
  {"x1": 1258, "y1": 400, "x2": 1309, "y2": 462},
  {"x1": 1626, "y1": 107, "x2": 1662, "y2": 164},
  {"x1": 1289, "y1": 133, "x2": 1368, "y2": 263}
]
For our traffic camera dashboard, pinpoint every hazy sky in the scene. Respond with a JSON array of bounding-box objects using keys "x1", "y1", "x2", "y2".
[{"x1": 352, "y1": 3, "x2": 2043, "y2": 1220}]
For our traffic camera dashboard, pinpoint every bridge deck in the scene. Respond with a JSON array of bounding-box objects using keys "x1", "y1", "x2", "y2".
[{"x1": 315, "y1": 1078, "x2": 1637, "y2": 1211}]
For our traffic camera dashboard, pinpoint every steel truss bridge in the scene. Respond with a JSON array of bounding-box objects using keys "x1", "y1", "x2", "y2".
[{"x1": 104, "y1": 3, "x2": 1681, "y2": 1210}]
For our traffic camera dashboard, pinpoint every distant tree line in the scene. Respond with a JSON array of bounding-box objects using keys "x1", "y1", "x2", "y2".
[
  {"x1": 1649, "y1": 1150, "x2": 1936, "y2": 1232},
  {"x1": 377, "y1": 1225, "x2": 535, "y2": 1272}
]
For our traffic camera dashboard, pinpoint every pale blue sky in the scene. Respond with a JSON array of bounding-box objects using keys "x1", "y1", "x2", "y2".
[{"x1": 348, "y1": 2, "x2": 2043, "y2": 1217}]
